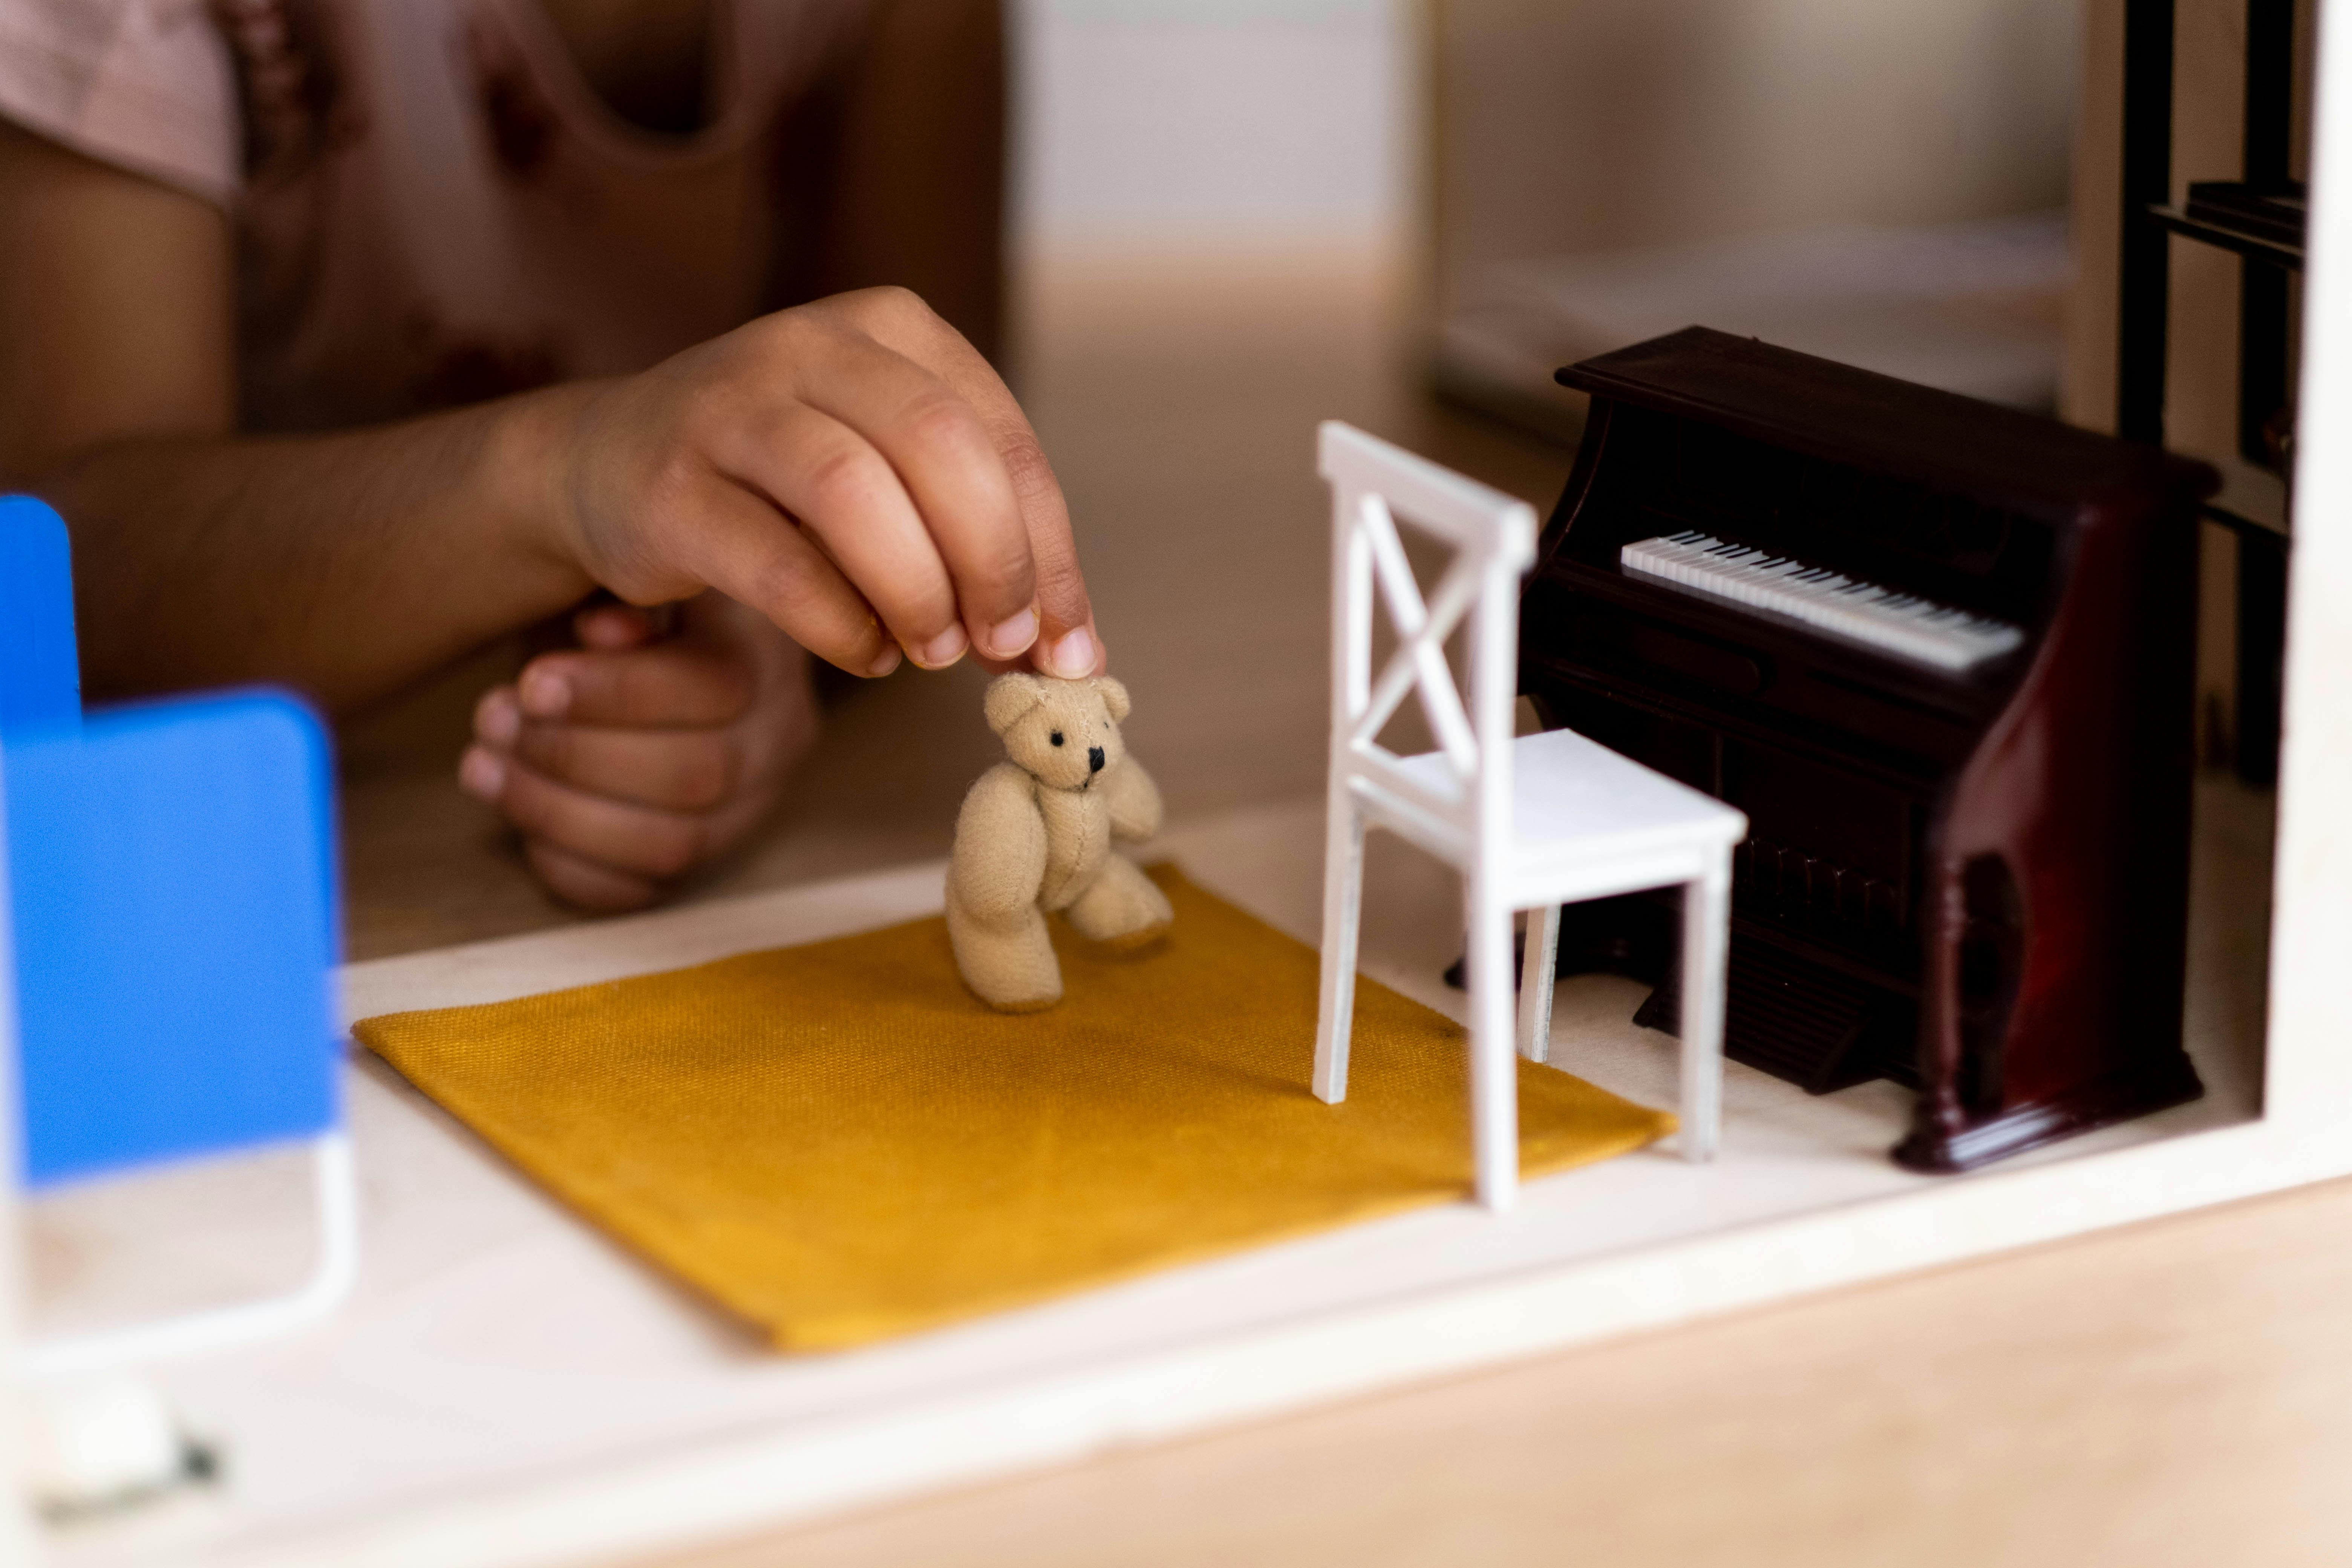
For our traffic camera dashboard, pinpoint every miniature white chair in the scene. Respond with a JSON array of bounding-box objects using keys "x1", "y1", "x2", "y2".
[{"x1": 1312, "y1": 422, "x2": 1748, "y2": 1210}]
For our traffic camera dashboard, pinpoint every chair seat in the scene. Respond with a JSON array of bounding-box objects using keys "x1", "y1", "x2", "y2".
[{"x1": 1387, "y1": 727, "x2": 1747, "y2": 893}]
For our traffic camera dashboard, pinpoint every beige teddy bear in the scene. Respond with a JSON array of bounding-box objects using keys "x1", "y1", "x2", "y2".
[{"x1": 946, "y1": 673, "x2": 1173, "y2": 1011}]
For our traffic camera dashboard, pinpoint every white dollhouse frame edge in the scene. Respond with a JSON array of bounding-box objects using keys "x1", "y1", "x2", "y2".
[{"x1": 5, "y1": 21, "x2": 2350, "y2": 1568}]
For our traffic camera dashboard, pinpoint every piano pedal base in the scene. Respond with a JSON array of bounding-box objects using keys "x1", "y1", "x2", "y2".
[
  {"x1": 1632, "y1": 982, "x2": 1916, "y2": 1096},
  {"x1": 1446, "y1": 900, "x2": 1923, "y2": 1097},
  {"x1": 1636, "y1": 935, "x2": 1924, "y2": 1096}
]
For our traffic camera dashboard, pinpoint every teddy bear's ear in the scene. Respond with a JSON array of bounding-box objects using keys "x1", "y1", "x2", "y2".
[
  {"x1": 984, "y1": 672, "x2": 1048, "y2": 735},
  {"x1": 1091, "y1": 676, "x2": 1131, "y2": 721}
]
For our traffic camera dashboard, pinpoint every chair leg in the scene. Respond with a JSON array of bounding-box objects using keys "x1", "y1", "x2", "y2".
[
  {"x1": 1679, "y1": 853, "x2": 1732, "y2": 1162},
  {"x1": 1517, "y1": 903, "x2": 1561, "y2": 1063},
  {"x1": 1313, "y1": 802, "x2": 1367, "y2": 1104},
  {"x1": 1467, "y1": 886, "x2": 1518, "y2": 1210}
]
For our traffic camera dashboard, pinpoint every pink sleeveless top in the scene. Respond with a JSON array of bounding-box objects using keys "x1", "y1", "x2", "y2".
[{"x1": 0, "y1": 0, "x2": 865, "y2": 429}]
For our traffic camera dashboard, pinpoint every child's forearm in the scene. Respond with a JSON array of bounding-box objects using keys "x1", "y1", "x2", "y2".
[
  {"x1": 36, "y1": 283, "x2": 1109, "y2": 717},
  {"x1": 30, "y1": 384, "x2": 600, "y2": 713}
]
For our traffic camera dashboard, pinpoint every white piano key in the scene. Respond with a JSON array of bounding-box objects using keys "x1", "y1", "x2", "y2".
[{"x1": 1620, "y1": 533, "x2": 2025, "y2": 672}]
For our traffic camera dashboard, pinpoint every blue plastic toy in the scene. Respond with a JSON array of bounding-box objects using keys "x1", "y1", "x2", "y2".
[{"x1": 1, "y1": 494, "x2": 355, "y2": 1377}]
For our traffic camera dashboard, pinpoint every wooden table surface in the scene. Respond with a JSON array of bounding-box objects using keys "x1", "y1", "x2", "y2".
[{"x1": 334, "y1": 254, "x2": 2350, "y2": 1568}]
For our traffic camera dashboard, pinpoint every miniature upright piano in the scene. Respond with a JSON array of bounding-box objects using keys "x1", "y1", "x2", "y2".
[{"x1": 1521, "y1": 328, "x2": 2220, "y2": 1171}]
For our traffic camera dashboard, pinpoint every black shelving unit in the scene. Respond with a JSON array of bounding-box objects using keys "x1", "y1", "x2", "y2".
[{"x1": 2118, "y1": 0, "x2": 2297, "y2": 786}]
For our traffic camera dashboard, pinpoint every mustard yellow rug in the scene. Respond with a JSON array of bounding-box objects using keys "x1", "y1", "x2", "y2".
[{"x1": 354, "y1": 865, "x2": 1673, "y2": 1351}]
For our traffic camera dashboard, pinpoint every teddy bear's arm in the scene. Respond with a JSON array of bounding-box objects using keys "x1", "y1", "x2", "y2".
[
  {"x1": 1104, "y1": 755, "x2": 1164, "y2": 843},
  {"x1": 947, "y1": 763, "x2": 1050, "y2": 921}
]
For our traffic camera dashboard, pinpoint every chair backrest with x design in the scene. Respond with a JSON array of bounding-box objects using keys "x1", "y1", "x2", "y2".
[{"x1": 1317, "y1": 423, "x2": 1538, "y2": 878}]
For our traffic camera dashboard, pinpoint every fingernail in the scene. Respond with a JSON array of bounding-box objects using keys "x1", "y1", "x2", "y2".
[
  {"x1": 519, "y1": 666, "x2": 571, "y2": 719},
  {"x1": 477, "y1": 689, "x2": 521, "y2": 746},
  {"x1": 914, "y1": 624, "x2": 968, "y2": 669},
  {"x1": 458, "y1": 747, "x2": 507, "y2": 801},
  {"x1": 985, "y1": 606, "x2": 1038, "y2": 658},
  {"x1": 868, "y1": 645, "x2": 903, "y2": 678},
  {"x1": 1043, "y1": 626, "x2": 1095, "y2": 678}
]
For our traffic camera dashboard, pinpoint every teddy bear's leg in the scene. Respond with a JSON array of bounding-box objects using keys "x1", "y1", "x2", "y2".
[
  {"x1": 1063, "y1": 855, "x2": 1174, "y2": 951},
  {"x1": 946, "y1": 897, "x2": 1063, "y2": 1012}
]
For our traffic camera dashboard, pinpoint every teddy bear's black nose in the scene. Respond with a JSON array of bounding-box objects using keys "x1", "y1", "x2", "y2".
[{"x1": 1087, "y1": 746, "x2": 1106, "y2": 773}]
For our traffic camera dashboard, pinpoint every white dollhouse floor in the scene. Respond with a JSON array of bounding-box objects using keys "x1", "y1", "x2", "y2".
[{"x1": 29, "y1": 777, "x2": 2272, "y2": 1568}]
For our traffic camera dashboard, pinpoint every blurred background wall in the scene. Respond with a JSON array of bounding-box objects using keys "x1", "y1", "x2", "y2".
[
  {"x1": 1428, "y1": 0, "x2": 2080, "y2": 429},
  {"x1": 1011, "y1": 0, "x2": 2087, "y2": 430},
  {"x1": 1432, "y1": 0, "x2": 2075, "y2": 276},
  {"x1": 1010, "y1": 0, "x2": 2080, "y2": 264},
  {"x1": 1013, "y1": 0, "x2": 1415, "y2": 258}
]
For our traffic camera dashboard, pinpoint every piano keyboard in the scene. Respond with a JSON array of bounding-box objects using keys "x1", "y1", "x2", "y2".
[{"x1": 1621, "y1": 531, "x2": 2026, "y2": 672}]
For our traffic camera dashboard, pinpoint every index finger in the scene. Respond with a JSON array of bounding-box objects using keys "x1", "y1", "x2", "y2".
[{"x1": 832, "y1": 289, "x2": 1100, "y2": 677}]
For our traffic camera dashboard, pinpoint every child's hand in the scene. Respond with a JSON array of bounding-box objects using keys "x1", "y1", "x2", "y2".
[
  {"x1": 458, "y1": 593, "x2": 819, "y2": 911},
  {"x1": 541, "y1": 286, "x2": 1104, "y2": 682}
]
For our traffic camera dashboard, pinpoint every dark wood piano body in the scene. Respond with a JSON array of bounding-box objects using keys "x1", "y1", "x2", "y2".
[{"x1": 1522, "y1": 329, "x2": 2219, "y2": 1172}]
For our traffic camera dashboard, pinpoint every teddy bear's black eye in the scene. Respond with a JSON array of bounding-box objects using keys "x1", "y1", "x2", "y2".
[{"x1": 1050, "y1": 730, "x2": 1064, "y2": 746}]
